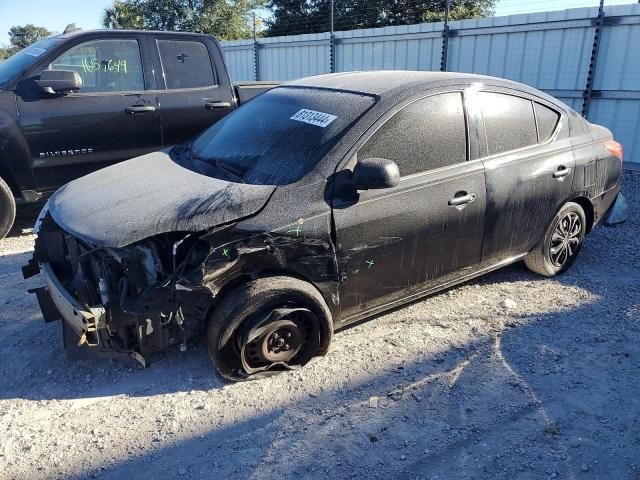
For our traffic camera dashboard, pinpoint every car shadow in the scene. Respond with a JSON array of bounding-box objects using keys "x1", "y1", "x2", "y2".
[
  {"x1": 68, "y1": 290, "x2": 639, "y2": 479},
  {"x1": 0, "y1": 233, "x2": 634, "y2": 404},
  {"x1": 0, "y1": 251, "x2": 529, "y2": 401}
]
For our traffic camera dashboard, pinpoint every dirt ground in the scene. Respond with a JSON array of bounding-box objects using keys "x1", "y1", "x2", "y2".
[{"x1": 0, "y1": 172, "x2": 638, "y2": 480}]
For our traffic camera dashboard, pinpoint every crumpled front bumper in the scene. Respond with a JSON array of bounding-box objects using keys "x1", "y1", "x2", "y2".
[{"x1": 39, "y1": 262, "x2": 106, "y2": 346}]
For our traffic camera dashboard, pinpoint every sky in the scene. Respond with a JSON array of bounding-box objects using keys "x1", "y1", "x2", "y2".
[{"x1": 0, "y1": 0, "x2": 637, "y2": 46}]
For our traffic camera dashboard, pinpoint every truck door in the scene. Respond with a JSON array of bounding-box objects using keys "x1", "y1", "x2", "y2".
[
  {"x1": 16, "y1": 35, "x2": 161, "y2": 189},
  {"x1": 149, "y1": 35, "x2": 236, "y2": 146}
]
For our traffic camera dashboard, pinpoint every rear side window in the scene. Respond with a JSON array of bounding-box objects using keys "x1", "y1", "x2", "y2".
[
  {"x1": 479, "y1": 92, "x2": 537, "y2": 155},
  {"x1": 534, "y1": 102, "x2": 560, "y2": 142},
  {"x1": 157, "y1": 40, "x2": 215, "y2": 89},
  {"x1": 359, "y1": 92, "x2": 467, "y2": 176},
  {"x1": 49, "y1": 39, "x2": 144, "y2": 93}
]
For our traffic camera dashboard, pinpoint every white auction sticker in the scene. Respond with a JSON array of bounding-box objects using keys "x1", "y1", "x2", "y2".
[
  {"x1": 25, "y1": 47, "x2": 46, "y2": 57},
  {"x1": 290, "y1": 109, "x2": 337, "y2": 128}
]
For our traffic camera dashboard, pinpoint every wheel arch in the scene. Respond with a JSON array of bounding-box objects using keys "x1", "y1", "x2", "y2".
[
  {"x1": 568, "y1": 195, "x2": 595, "y2": 233},
  {"x1": 205, "y1": 268, "x2": 339, "y2": 325}
]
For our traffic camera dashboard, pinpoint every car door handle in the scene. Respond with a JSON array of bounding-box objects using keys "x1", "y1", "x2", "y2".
[
  {"x1": 553, "y1": 166, "x2": 571, "y2": 178},
  {"x1": 448, "y1": 192, "x2": 476, "y2": 207},
  {"x1": 125, "y1": 105, "x2": 156, "y2": 114},
  {"x1": 205, "y1": 100, "x2": 231, "y2": 110}
]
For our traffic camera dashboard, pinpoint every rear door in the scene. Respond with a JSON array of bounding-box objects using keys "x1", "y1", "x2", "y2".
[
  {"x1": 333, "y1": 90, "x2": 486, "y2": 322},
  {"x1": 150, "y1": 35, "x2": 236, "y2": 146},
  {"x1": 16, "y1": 34, "x2": 161, "y2": 189},
  {"x1": 473, "y1": 89, "x2": 575, "y2": 263}
]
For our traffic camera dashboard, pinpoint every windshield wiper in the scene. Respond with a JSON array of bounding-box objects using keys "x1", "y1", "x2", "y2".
[{"x1": 192, "y1": 153, "x2": 246, "y2": 184}]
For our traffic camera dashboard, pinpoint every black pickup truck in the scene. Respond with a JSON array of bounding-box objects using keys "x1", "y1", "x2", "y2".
[{"x1": 0, "y1": 26, "x2": 277, "y2": 238}]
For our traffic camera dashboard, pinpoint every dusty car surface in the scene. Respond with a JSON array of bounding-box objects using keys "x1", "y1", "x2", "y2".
[{"x1": 23, "y1": 71, "x2": 624, "y2": 381}]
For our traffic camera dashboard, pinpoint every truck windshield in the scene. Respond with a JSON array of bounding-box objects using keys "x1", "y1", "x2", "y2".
[
  {"x1": 183, "y1": 87, "x2": 377, "y2": 185},
  {"x1": 0, "y1": 37, "x2": 62, "y2": 89}
]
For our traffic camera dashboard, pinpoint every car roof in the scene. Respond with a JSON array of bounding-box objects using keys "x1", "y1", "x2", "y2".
[{"x1": 285, "y1": 70, "x2": 563, "y2": 107}]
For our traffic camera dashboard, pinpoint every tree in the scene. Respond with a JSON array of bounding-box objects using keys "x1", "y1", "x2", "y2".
[
  {"x1": 0, "y1": 24, "x2": 52, "y2": 62},
  {"x1": 103, "y1": 0, "x2": 263, "y2": 40},
  {"x1": 266, "y1": 0, "x2": 495, "y2": 36},
  {"x1": 8, "y1": 24, "x2": 52, "y2": 50}
]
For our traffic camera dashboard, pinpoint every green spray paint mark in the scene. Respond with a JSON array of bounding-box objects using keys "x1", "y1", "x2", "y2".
[
  {"x1": 287, "y1": 226, "x2": 302, "y2": 237},
  {"x1": 366, "y1": 259, "x2": 375, "y2": 269},
  {"x1": 221, "y1": 248, "x2": 230, "y2": 258}
]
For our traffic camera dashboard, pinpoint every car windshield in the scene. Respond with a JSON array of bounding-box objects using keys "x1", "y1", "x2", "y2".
[
  {"x1": 0, "y1": 37, "x2": 61, "y2": 89},
  {"x1": 179, "y1": 87, "x2": 377, "y2": 185}
]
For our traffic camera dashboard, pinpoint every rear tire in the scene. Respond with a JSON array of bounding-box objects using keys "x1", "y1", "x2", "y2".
[
  {"x1": 0, "y1": 177, "x2": 16, "y2": 239},
  {"x1": 525, "y1": 201, "x2": 587, "y2": 277},
  {"x1": 206, "y1": 276, "x2": 333, "y2": 381}
]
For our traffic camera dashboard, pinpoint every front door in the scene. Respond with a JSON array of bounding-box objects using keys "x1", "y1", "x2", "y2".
[
  {"x1": 333, "y1": 91, "x2": 486, "y2": 323},
  {"x1": 16, "y1": 36, "x2": 161, "y2": 189}
]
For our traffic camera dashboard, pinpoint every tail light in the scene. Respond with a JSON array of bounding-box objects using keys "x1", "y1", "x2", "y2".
[{"x1": 605, "y1": 140, "x2": 623, "y2": 162}]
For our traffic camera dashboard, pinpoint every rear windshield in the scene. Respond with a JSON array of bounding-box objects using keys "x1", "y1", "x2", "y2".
[
  {"x1": 0, "y1": 37, "x2": 61, "y2": 89},
  {"x1": 182, "y1": 87, "x2": 377, "y2": 185}
]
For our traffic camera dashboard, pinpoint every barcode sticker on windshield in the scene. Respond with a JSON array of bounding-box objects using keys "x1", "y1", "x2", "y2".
[
  {"x1": 290, "y1": 109, "x2": 337, "y2": 128},
  {"x1": 25, "y1": 47, "x2": 46, "y2": 57}
]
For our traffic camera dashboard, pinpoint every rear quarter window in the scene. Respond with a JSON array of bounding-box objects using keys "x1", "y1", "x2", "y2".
[
  {"x1": 534, "y1": 102, "x2": 560, "y2": 142},
  {"x1": 479, "y1": 92, "x2": 537, "y2": 155},
  {"x1": 157, "y1": 39, "x2": 216, "y2": 89}
]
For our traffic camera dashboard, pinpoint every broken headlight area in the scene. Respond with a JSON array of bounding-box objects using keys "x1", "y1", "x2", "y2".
[{"x1": 25, "y1": 213, "x2": 214, "y2": 365}]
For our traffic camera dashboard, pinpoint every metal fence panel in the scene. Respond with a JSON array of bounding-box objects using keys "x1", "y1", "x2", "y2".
[
  {"x1": 220, "y1": 39, "x2": 254, "y2": 82},
  {"x1": 221, "y1": 4, "x2": 640, "y2": 165},
  {"x1": 258, "y1": 33, "x2": 330, "y2": 81}
]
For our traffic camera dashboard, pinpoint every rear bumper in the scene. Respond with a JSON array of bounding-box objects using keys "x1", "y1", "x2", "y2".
[{"x1": 39, "y1": 262, "x2": 106, "y2": 345}]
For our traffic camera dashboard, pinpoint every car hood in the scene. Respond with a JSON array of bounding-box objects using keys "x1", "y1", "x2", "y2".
[{"x1": 48, "y1": 151, "x2": 276, "y2": 248}]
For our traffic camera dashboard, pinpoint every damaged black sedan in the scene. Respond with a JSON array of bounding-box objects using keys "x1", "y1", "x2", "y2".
[{"x1": 24, "y1": 71, "x2": 625, "y2": 380}]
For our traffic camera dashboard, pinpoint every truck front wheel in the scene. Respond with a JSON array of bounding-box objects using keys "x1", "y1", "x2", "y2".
[{"x1": 0, "y1": 177, "x2": 16, "y2": 239}]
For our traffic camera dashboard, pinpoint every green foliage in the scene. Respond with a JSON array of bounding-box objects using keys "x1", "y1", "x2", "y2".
[
  {"x1": 0, "y1": 24, "x2": 52, "y2": 62},
  {"x1": 8, "y1": 24, "x2": 52, "y2": 50},
  {"x1": 266, "y1": 0, "x2": 495, "y2": 36},
  {"x1": 103, "y1": 0, "x2": 264, "y2": 40}
]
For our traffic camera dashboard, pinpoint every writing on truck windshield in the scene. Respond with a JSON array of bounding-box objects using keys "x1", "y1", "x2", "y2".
[{"x1": 178, "y1": 87, "x2": 377, "y2": 185}]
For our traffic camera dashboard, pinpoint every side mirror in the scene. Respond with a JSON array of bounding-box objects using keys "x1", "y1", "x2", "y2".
[
  {"x1": 352, "y1": 157, "x2": 400, "y2": 190},
  {"x1": 36, "y1": 70, "x2": 82, "y2": 94}
]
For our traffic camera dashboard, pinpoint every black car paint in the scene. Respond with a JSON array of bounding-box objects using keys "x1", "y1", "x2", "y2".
[
  {"x1": 0, "y1": 29, "x2": 274, "y2": 202},
  {"x1": 24, "y1": 71, "x2": 622, "y2": 365}
]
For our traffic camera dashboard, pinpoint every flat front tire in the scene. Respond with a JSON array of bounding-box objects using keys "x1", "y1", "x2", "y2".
[
  {"x1": 207, "y1": 276, "x2": 333, "y2": 381},
  {"x1": 0, "y1": 177, "x2": 16, "y2": 239},
  {"x1": 525, "y1": 201, "x2": 587, "y2": 277}
]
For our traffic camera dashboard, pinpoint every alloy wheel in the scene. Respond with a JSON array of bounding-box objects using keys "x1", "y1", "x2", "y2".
[{"x1": 549, "y1": 211, "x2": 582, "y2": 267}]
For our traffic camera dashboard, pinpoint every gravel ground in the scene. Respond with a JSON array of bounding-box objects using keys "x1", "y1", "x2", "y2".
[{"x1": 0, "y1": 173, "x2": 638, "y2": 480}]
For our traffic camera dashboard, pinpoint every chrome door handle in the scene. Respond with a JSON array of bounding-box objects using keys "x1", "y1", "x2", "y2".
[
  {"x1": 125, "y1": 105, "x2": 156, "y2": 114},
  {"x1": 448, "y1": 192, "x2": 476, "y2": 207},
  {"x1": 553, "y1": 166, "x2": 571, "y2": 178},
  {"x1": 205, "y1": 101, "x2": 231, "y2": 110}
]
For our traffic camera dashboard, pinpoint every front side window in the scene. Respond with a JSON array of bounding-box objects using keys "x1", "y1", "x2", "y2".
[
  {"x1": 49, "y1": 39, "x2": 144, "y2": 93},
  {"x1": 479, "y1": 92, "x2": 537, "y2": 155},
  {"x1": 157, "y1": 40, "x2": 215, "y2": 89},
  {"x1": 359, "y1": 92, "x2": 467, "y2": 176},
  {"x1": 180, "y1": 87, "x2": 376, "y2": 185}
]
